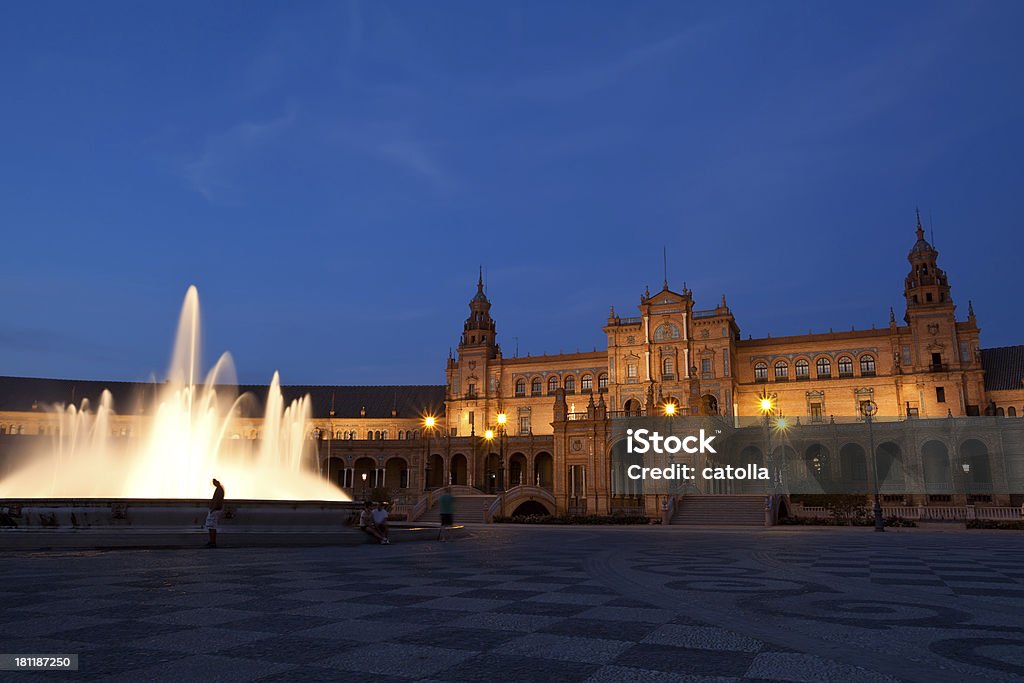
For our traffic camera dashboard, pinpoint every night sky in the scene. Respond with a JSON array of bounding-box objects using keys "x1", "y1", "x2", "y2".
[{"x1": 2, "y1": 1, "x2": 1022, "y2": 386}]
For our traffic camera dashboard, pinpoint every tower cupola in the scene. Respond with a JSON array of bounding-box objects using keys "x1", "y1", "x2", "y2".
[{"x1": 904, "y1": 209, "x2": 951, "y2": 320}]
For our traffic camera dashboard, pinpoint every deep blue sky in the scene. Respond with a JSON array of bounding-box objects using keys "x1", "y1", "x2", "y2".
[{"x1": 2, "y1": 1, "x2": 1023, "y2": 386}]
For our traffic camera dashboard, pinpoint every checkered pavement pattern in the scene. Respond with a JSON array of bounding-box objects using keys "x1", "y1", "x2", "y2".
[
  {"x1": 769, "y1": 544, "x2": 1024, "y2": 602},
  {"x1": 0, "y1": 544, "x2": 893, "y2": 682}
]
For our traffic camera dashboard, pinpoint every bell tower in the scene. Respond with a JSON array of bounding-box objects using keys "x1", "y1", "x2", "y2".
[
  {"x1": 459, "y1": 267, "x2": 498, "y2": 358},
  {"x1": 900, "y1": 210, "x2": 982, "y2": 415},
  {"x1": 904, "y1": 209, "x2": 952, "y2": 317}
]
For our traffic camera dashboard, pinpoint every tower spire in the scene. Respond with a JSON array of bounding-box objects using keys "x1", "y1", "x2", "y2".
[
  {"x1": 915, "y1": 207, "x2": 924, "y2": 241},
  {"x1": 662, "y1": 246, "x2": 668, "y2": 290}
]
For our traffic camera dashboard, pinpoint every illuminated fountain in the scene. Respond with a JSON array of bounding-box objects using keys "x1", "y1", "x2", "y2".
[{"x1": 0, "y1": 286, "x2": 346, "y2": 501}]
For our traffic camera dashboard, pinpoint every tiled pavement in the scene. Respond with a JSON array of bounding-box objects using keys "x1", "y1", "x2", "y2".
[{"x1": 1, "y1": 526, "x2": 1023, "y2": 681}]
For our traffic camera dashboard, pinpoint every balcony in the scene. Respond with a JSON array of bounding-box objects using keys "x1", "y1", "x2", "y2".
[
  {"x1": 929, "y1": 363, "x2": 948, "y2": 373},
  {"x1": 817, "y1": 373, "x2": 831, "y2": 379},
  {"x1": 662, "y1": 374, "x2": 675, "y2": 381},
  {"x1": 838, "y1": 372, "x2": 854, "y2": 379},
  {"x1": 861, "y1": 370, "x2": 876, "y2": 377}
]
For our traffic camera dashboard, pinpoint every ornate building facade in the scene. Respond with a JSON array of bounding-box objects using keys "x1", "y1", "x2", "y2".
[{"x1": 2, "y1": 218, "x2": 1023, "y2": 516}]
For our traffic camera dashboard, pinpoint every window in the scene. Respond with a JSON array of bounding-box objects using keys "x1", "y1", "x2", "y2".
[
  {"x1": 809, "y1": 402, "x2": 823, "y2": 423},
  {"x1": 627, "y1": 363, "x2": 638, "y2": 381},
  {"x1": 518, "y1": 408, "x2": 531, "y2": 434},
  {"x1": 936, "y1": 386, "x2": 946, "y2": 403},
  {"x1": 906, "y1": 402, "x2": 919, "y2": 417},
  {"x1": 837, "y1": 357, "x2": 853, "y2": 378},
  {"x1": 816, "y1": 357, "x2": 831, "y2": 378},
  {"x1": 754, "y1": 362, "x2": 768, "y2": 382},
  {"x1": 701, "y1": 357, "x2": 712, "y2": 378},
  {"x1": 662, "y1": 357, "x2": 674, "y2": 379},
  {"x1": 795, "y1": 359, "x2": 809, "y2": 379},
  {"x1": 564, "y1": 375, "x2": 576, "y2": 393},
  {"x1": 581, "y1": 374, "x2": 593, "y2": 392},
  {"x1": 598, "y1": 373, "x2": 609, "y2": 391},
  {"x1": 531, "y1": 378, "x2": 542, "y2": 396},
  {"x1": 902, "y1": 345, "x2": 912, "y2": 366},
  {"x1": 960, "y1": 341, "x2": 970, "y2": 363},
  {"x1": 860, "y1": 355, "x2": 876, "y2": 376},
  {"x1": 547, "y1": 376, "x2": 559, "y2": 394},
  {"x1": 774, "y1": 361, "x2": 788, "y2": 381},
  {"x1": 1009, "y1": 407, "x2": 1018, "y2": 417},
  {"x1": 467, "y1": 383, "x2": 477, "y2": 397},
  {"x1": 723, "y1": 353, "x2": 730, "y2": 377},
  {"x1": 367, "y1": 430, "x2": 373, "y2": 440},
  {"x1": 515, "y1": 378, "x2": 526, "y2": 397},
  {"x1": 931, "y1": 352, "x2": 942, "y2": 370}
]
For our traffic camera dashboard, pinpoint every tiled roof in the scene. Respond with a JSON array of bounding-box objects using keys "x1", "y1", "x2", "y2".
[
  {"x1": 980, "y1": 346, "x2": 1024, "y2": 391},
  {"x1": 0, "y1": 376, "x2": 445, "y2": 420}
]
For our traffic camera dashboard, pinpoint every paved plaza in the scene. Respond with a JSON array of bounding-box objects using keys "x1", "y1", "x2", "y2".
[{"x1": 2, "y1": 526, "x2": 1023, "y2": 682}]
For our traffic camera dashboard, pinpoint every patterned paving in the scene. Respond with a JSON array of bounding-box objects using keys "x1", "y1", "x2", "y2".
[{"x1": 1, "y1": 527, "x2": 1022, "y2": 681}]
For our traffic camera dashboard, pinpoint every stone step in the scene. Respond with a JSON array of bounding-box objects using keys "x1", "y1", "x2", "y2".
[
  {"x1": 672, "y1": 495, "x2": 765, "y2": 526},
  {"x1": 419, "y1": 495, "x2": 497, "y2": 524}
]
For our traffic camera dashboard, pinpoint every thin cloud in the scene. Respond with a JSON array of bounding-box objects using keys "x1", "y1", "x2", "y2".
[
  {"x1": 375, "y1": 139, "x2": 457, "y2": 191},
  {"x1": 500, "y1": 27, "x2": 711, "y2": 100},
  {"x1": 183, "y1": 108, "x2": 297, "y2": 203}
]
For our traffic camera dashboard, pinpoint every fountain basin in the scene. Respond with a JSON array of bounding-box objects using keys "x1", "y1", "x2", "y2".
[{"x1": 0, "y1": 498, "x2": 463, "y2": 549}]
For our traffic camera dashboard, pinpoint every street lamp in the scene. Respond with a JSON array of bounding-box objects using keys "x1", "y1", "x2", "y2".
[
  {"x1": 361, "y1": 471, "x2": 368, "y2": 502},
  {"x1": 663, "y1": 402, "x2": 677, "y2": 416},
  {"x1": 863, "y1": 400, "x2": 884, "y2": 532},
  {"x1": 496, "y1": 413, "x2": 508, "y2": 491},
  {"x1": 423, "y1": 416, "x2": 436, "y2": 491},
  {"x1": 483, "y1": 429, "x2": 495, "y2": 492},
  {"x1": 962, "y1": 462, "x2": 971, "y2": 504},
  {"x1": 757, "y1": 390, "x2": 777, "y2": 493}
]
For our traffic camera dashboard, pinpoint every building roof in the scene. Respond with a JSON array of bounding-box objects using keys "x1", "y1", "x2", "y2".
[
  {"x1": 980, "y1": 346, "x2": 1024, "y2": 391},
  {"x1": 0, "y1": 376, "x2": 445, "y2": 420}
]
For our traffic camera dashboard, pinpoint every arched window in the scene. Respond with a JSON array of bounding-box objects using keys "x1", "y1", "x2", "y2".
[
  {"x1": 398, "y1": 431, "x2": 405, "y2": 440},
  {"x1": 531, "y1": 377, "x2": 542, "y2": 395},
  {"x1": 860, "y1": 355, "x2": 876, "y2": 376},
  {"x1": 838, "y1": 356, "x2": 854, "y2": 377},
  {"x1": 367, "y1": 430, "x2": 373, "y2": 440},
  {"x1": 581, "y1": 374, "x2": 593, "y2": 392},
  {"x1": 598, "y1": 373, "x2": 609, "y2": 391},
  {"x1": 515, "y1": 378, "x2": 526, "y2": 397},
  {"x1": 997, "y1": 407, "x2": 1005, "y2": 416},
  {"x1": 816, "y1": 357, "x2": 831, "y2": 378},
  {"x1": 754, "y1": 362, "x2": 768, "y2": 382},
  {"x1": 564, "y1": 375, "x2": 576, "y2": 393},
  {"x1": 548, "y1": 376, "x2": 559, "y2": 394},
  {"x1": 1009, "y1": 407, "x2": 1017, "y2": 417},
  {"x1": 774, "y1": 361, "x2": 789, "y2": 380},
  {"x1": 663, "y1": 357, "x2": 675, "y2": 378},
  {"x1": 795, "y1": 359, "x2": 809, "y2": 379}
]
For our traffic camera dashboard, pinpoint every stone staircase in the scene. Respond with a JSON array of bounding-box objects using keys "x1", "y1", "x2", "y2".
[
  {"x1": 671, "y1": 495, "x2": 765, "y2": 526},
  {"x1": 417, "y1": 493, "x2": 497, "y2": 524}
]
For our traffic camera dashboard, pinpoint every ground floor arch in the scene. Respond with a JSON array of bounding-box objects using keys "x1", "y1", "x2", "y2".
[
  {"x1": 384, "y1": 456, "x2": 409, "y2": 490},
  {"x1": 450, "y1": 453, "x2": 468, "y2": 486},
  {"x1": 534, "y1": 452, "x2": 553, "y2": 489},
  {"x1": 508, "y1": 452, "x2": 527, "y2": 487},
  {"x1": 511, "y1": 500, "x2": 553, "y2": 517}
]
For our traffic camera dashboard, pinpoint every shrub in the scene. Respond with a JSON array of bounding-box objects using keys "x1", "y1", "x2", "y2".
[
  {"x1": 966, "y1": 520, "x2": 1024, "y2": 530},
  {"x1": 493, "y1": 513, "x2": 649, "y2": 525}
]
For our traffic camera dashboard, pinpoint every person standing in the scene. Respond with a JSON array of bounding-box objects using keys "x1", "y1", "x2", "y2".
[
  {"x1": 438, "y1": 491, "x2": 455, "y2": 542},
  {"x1": 205, "y1": 478, "x2": 224, "y2": 548}
]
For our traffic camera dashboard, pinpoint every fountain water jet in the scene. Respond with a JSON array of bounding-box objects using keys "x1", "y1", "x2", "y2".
[{"x1": 0, "y1": 286, "x2": 346, "y2": 501}]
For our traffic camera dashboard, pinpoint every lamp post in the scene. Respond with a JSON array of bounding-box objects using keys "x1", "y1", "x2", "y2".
[
  {"x1": 423, "y1": 416, "x2": 436, "y2": 491},
  {"x1": 863, "y1": 400, "x2": 884, "y2": 532},
  {"x1": 757, "y1": 391, "x2": 777, "y2": 493},
  {"x1": 962, "y1": 462, "x2": 971, "y2": 504},
  {"x1": 361, "y1": 471, "x2": 368, "y2": 502},
  {"x1": 496, "y1": 412, "x2": 507, "y2": 492},
  {"x1": 484, "y1": 429, "x2": 495, "y2": 493}
]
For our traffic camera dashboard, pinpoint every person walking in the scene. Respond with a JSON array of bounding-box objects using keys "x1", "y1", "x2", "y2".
[
  {"x1": 438, "y1": 491, "x2": 455, "y2": 542},
  {"x1": 205, "y1": 478, "x2": 224, "y2": 548}
]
